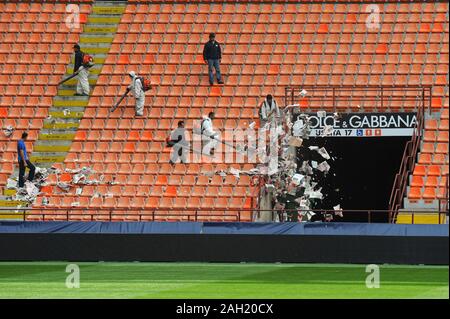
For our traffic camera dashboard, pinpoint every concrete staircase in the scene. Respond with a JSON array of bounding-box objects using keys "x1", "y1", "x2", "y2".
[{"x1": 0, "y1": 1, "x2": 126, "y2": 212}]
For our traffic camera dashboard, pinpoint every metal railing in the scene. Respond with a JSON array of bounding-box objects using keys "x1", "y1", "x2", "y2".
[
  {"x1": 284, "y1": 85, "x2": 432, "y2": 114},
  {"x1": 438, "y1": 174, "x2": 449, "y2": 218},
  {"x1": 0, "y1": 207, "x2": 446, "y2": 223},
  {"x1": 388, "y1": 89, "x2": 428, "y2": 223}
]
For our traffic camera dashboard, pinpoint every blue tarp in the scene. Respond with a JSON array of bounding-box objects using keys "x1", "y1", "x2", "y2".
[{"x1": 0, "y1": 221, "x2": 447, "y2": 237}]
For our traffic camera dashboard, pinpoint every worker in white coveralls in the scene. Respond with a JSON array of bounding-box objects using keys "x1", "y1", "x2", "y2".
[
  {"x1": 259, "y1": 94, "x2": 281, "y2": 128},
  {"x1": 201, "y1": 112, "x2": 219, "y2": 156},
  {"x1": 73, "y1": 44, "x2": 90, "y2": 96},
  {"x1": 127, "y1": 71, "x2": 145, "y2": 116}
]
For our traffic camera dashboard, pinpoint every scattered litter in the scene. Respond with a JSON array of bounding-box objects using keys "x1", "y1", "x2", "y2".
[
  {"x1": 317, "y1": 147, "x2": 331, "y2": 160},
  {"x1": 323, "y1": 125, "x2": 333, "y2": 136},
  {"x1": 229, "y1": 167, "x2": 241, "y2": 179},
  {"x1": 57, "y1": 182, "x2": 71, "y2": 192},
  {"x1": 317, "y1": 161, "x2": 331, "y2": 173},
  {"x1": 299, "y1": 89, "x2": 308, "y2": 97},
  {"x1": 76, "y1": 188, "x2": 83, "y2": 195},
  {"x1": 317, "y1": 110, "x2": 326, "y2": 118},
  {"x1": 6, "y1": 178, "x2": 17, "y2": 189},
  {"x1": 334, "y1": 204, "x2": 344, "y2": 217},
  {"x1": 292, "y1": 173, "x2": 305, "y2": 185},
  {"x1": 3, "y1": 125, "x2": 14, "y2": 137},
  {"x1": 248, "y1": 121, "x2": 256, "y2": 129}
]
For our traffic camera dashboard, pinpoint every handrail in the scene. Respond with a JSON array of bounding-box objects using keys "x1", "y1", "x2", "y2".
[
  {"x1": 0, "y1": 207, "x2": 445, "y2": 223},
  {"x1": 388, "y1": 87, "x2": 428, "y2": 222}
]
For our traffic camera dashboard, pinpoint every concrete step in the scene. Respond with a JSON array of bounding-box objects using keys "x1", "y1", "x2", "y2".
[
  {"x1": 43, "y1": 121, "x2": 80, "y2": 130},
  {"x1": 92, "y1": 6, "x2": 126, "y2": 15},
  {"x1": 53, "y1": 99, "x2": 89, "y2": 107},
  {"x1": 34, "y1": 144, "x2": 72, "y2": 152},
  {"x1": 0, "y1": 199, "x2": 28, "y2": 208},
  {"x1": 29, "y1": 154, "x2": 67, "y2": 163},
  {"x1": 54, "y1": 95, "x2": 89, "y2": 101},
  {"x1": 82, "y1": 47, "x2": 111, "y2": 54},
  {"x1": 63, "y1": 78, "x2": 97, "y2": 86},
  {"x1": 88, "y1": 16, "x2": 121, "y2": 24},
  {"x1": 79, "y1": 35, "x2": 115, "y2": 43},
  {"x1": 83, "y1": 26, "x2": 118, "y2": 34},
  {"x1": 396, "y1": 211, "x2": 445, "y2": 224},
  {"x1": 49, "y1": 111, "x2": 84, "y2": 119},
  {"x1": 38, "y1": 132, "x2": 75, "y2": 141}
]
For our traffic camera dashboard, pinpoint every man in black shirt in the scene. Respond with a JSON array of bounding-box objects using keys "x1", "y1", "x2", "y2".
[{"x1": 203, "y1": 33, "x2": 223, "y2": 85}]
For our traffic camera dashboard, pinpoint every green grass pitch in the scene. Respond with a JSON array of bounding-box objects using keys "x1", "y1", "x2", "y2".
[{"x1": 0, "y1": 262, "x2": 447, "y2": 299}]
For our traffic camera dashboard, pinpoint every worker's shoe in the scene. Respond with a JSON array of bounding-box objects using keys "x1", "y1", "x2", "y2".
[{"x1": 217, "y1": 80, "x2": 224, "y2": 84}]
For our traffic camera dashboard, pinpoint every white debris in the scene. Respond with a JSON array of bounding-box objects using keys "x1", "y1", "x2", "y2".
[
  {"x1": 317, "y1": 110, "x2": 326, "y2": 118},
  {"x1": 73, "y1": 173, "x2": 85, "y2": 184},
  {"x1": 41, "y1": 197, "x2": 49, "y2": 206},
  {"x1": 229, "y1": 167, "x2": 241, "y2": 179},
  {"x1": 323, "y1": 125, "x2": 333, "y2": 136},
  {"x1": 299, "y1": 89, "x2": 308, "y2": 97},
  {"x1": 71, "y1": 202, "x2": 80, "y2": 207},
  {"x1": 317, "y1": 147, "x2": 331, "y2": 160},
  {"x1": 292, "y1": 174, "x2": 305, "y2": 185},
  {"x1": 6, "y1": 178, "x2": 17, "y2": 189},
  {"x1": 308, "y1": 146, "x2": 319, "y2": 151},
  {"x1": 311, "y1": 161, "x2": 318, "y2": 169},
  {"x1": 3, "y1": 125, "x2": 14, "y2": 137},
  {"x1": 248, "y1": 121, "x2": 256, "y2": 129},
  {"x1": 25, "y1": 181, "x2": 39, "y2": 198},
  {"x1": 317, "y1": 161, "x2": 331, "y2": 172},
  {"x1": 334, "y1": 204, "x2": 344, "y2": 217},
  {"x1": 57, "y1": 182, "x2": 71, "y2": 192},
  {"x1": 76, "y1": 188, "x2": 83, "y2": 195}
]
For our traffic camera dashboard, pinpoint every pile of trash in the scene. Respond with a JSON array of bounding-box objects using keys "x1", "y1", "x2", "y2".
[{"x1": 6, "y1": 165, "x2": 117, "y2": 207}]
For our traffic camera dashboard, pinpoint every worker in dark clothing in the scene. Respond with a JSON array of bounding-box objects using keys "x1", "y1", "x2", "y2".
[
  {"x1": 168, "y1": 120, "x2": 189, "y2": 164},
  {"x1": 73, "y1": 44, "x2": 90, "y2": 96},
  {"x1": 203, "y1": 33, "x2": 223, "y2": 85}
]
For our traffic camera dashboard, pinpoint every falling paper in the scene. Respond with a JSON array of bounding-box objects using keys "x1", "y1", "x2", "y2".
[
  {"x1": 292, "y1": 173, "x2": 305, "y2": 185},
  {"x1": 3, "y1": 125, "x2": 14, "y2": 137},
  {"x1": 299, "y1": 89, "x2": 308, "y2": 97},
  {"x1": 249, "y1": 121, "x2": 256, "y2": 129},
  {"x1": 334, "y1": 204, "x2": 344, "y2": 217},
  {"x1": 317, "y1": 147, "x2": 331, "y2": 159},
  {"x1": 76, "y1": 188, "x2": 83, "y2": 195},
  {"x1": 308, "y1": 146, "x2": 319, "y2": 151},
  {"x1": 323, "y1": 125, "x2": 333, "y2": 136},
  {"x1": 317, "y1": 111, "x2": 326, "y2": 118},
  {"x1": 311, "y1": 161, "x2": 318, "y2": 169},
  {"x1": 317, "y1": 161, "x2": 331, "y2": 172}
]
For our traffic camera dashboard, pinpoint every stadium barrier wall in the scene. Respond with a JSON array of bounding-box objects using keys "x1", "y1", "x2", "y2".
[{"x1": 0, "y1": 222, "x2": 447, "y2": 265}]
